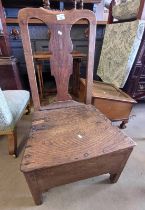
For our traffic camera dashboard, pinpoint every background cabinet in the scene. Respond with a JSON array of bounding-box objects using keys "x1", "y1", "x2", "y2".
[
  {"x1": 124, "y1": 32, "x2": 145, "y2": 100},
  {"x1": 0, "y1": 0, "x2": 22, "y2": 90}
]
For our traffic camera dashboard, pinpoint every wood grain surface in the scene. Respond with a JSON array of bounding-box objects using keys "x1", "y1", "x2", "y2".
[{"x1": 21, "y1": 104, "x2": 135, "y2": 172}]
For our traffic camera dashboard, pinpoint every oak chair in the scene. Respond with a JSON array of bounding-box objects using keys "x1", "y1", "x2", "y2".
[{"x1": 18, "y1": 6, "x2": 136, "y2": 205}]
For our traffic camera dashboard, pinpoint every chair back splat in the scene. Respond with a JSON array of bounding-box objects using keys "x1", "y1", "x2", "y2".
[{"x1": 18, "y1": 8, "x2": 96, "y2": 111}]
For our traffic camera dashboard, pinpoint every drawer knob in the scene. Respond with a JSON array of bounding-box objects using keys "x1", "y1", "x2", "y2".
[{"x1": 139, "y1": 84, "x2": 145, "y2": 90}]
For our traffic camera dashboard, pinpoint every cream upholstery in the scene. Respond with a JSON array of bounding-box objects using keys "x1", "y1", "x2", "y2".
[
  {"x1": 0, "y1": 89, "x2": 13, "y2": 132},
  {"x1": 0, "y1": 89, "x2": 30, "y2": 134}
]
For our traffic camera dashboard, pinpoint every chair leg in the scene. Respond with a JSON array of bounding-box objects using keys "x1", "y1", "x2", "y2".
[
  {"x1": 7, "y1": 128, "x2": 17, "y2": 157},
  {"x1": 110, "y1": 172, "x2": 122, "y2": 183},
  {"x1": 110, "y1": 148, "x2": 133, "y2": 183},
  {"x1": 26, "y1": 103, "x2": 31, "y2": 115},
  {"x1": 24, "y1": 172, "x2": 43, "y2": 205}
]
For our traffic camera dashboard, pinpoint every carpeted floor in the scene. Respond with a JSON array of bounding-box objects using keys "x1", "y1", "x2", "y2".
[{"x1": 0, "y1": 103, "x2": 145, "y2": 210}]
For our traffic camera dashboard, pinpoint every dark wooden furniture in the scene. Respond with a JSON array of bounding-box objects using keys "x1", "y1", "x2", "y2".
[
  {"x1": 0, "y1": 0, "x2": 22, "y2": 90},
  {"x1": 108, "y1": 0, "x2": 145, "y2": 100},
  {"x1": 0, "y1": 57, "x2": 22, "y2": 89},
  {"x1": 0, "y1": 0, "x2": 11, "y2": 56},
  {"x1": 33, "y1": 51, "x2": 86, "y2": 98},
  {"x1": 19, "y1": 7, "x2": 136, "y2": 205},
  {"x1": 79, "y1": 78, "x2": 136, "y2": 128}
]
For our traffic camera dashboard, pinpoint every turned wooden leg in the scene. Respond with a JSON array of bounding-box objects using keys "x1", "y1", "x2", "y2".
[
  {"x1": 43, "y1": 0, "x2": 50, "y2": 9},
  {"x1": 119, "y1": 119, "x2": 128, "y2": 129},
  {"x1": 24, "y1": 172, "x2": 42, "y2": 205},
  {"x1": 7, "y1": 128, "x2": 17, "y2": 157},
  {"x1": 26, "y1": 103, "x2": 31, "y2": 115},
  {"x1": 72, "y1": 59, "x2": 81, "y2": 97},
  {"x1": 110, "y1": 148, "x2": 133, "y2": 183},
  {"x1": 80, "y1": 0, "x2": 84, "y2": 9},
  {"x1": 73, "y1": 0, "x2": 77, "y2": 9},
  {"x1": 36, "y1": 63, "x2": 43, "y2": 99},
  {"x1": 39, "y1": 64, "x2": 44, "y2": 92}
]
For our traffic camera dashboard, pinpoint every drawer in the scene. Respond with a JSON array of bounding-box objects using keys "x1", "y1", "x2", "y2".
[
  {"x1": 132, "y1": 65, "x2": 142, "y2": 77},
  {"x1": 141, "y1": 66, "x2": 145, "y2": 76},
  {"x1": 141, "y1": 54, "x2": 145, "y2": 65},
  {"x1": 138, "y1": 42, "x2": 145, "y2": 64}
]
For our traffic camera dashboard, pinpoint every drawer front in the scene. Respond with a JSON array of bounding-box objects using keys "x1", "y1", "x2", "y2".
[
  {"x1": 137, "y1": 40, "x2": 145, "y2": 64},
  {"x1": 141, "y1": 54, "x2": 145, "y2": 65},
  {"x1": 141, "y1": 66, "x2": 145, "y2": 76},
  {"x1": 132, "y1": 65, "x2": 142, "y2": 77}
]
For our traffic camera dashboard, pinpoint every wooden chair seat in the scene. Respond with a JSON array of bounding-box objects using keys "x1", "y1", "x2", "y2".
[{"x1": 21, "y1": 102, "x2": 135, "y2": 205}]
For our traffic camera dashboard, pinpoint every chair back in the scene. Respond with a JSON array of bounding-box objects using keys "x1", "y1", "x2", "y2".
[
  {"x1": 108, "y1": 0, "x2": 145, "y2": 23},
  {"x1": 18, "y1": 8, "x2": 96, "y2": 111},
  {"x1": 97, "y1": 19, "x2": 145, "y2": 88}
]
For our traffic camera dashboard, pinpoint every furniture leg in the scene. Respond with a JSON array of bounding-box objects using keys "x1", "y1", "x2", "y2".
[
  {"x1": 39, "y1": 64, "x2": 44, "y2": 92},
  {"x1": 110, "y1": 172, "x2": 123, "y2": 183},
  {"x1": 7, "y1": 128, "x2": 17, "y2": 157},
  {"x1": 36, "y1": 63, "x2": 43, "y2": 99},
  {"x1": 110, "y1": 148, "x2": 133, "y2": 183},
  {"x1": 26, "y1": 103, "x2": 31, "y2": 115},
  {"x1": 24, "y1": 172, "x2": 42, "y2": 205},
  {"x1": 72, "y1": 59, "x2": 81, "y2": 97},
  {"x1": 119, "y1": 119, "x2": 128, "y2": 129}
]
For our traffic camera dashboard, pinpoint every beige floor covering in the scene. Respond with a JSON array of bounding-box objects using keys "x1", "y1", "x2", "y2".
[{"x1": 0, "y1": 103, "x2": 145, "y2": 210}]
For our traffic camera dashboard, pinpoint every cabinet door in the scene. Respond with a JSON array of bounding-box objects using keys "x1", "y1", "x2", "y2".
[{"x1": 0, "y1": 0, "x2": 11, "y2": 56}]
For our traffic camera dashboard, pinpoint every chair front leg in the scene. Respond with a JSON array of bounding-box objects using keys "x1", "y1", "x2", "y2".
[
  {"x1": 26, "y1": 103, "x2": 31, "y2": 115},
  {"x1": 7, "y1": 128, "x2": 17, "y2": 157}
]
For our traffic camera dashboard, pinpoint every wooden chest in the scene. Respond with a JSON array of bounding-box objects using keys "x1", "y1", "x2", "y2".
[{"x1": 79, "y1": 79, "x2": 136, "y2": 124}]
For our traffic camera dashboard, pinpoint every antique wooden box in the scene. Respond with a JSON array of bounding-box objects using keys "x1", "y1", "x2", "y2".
[{"x1": 79, "y1": 79, "x2": 136, "y2": 127}]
